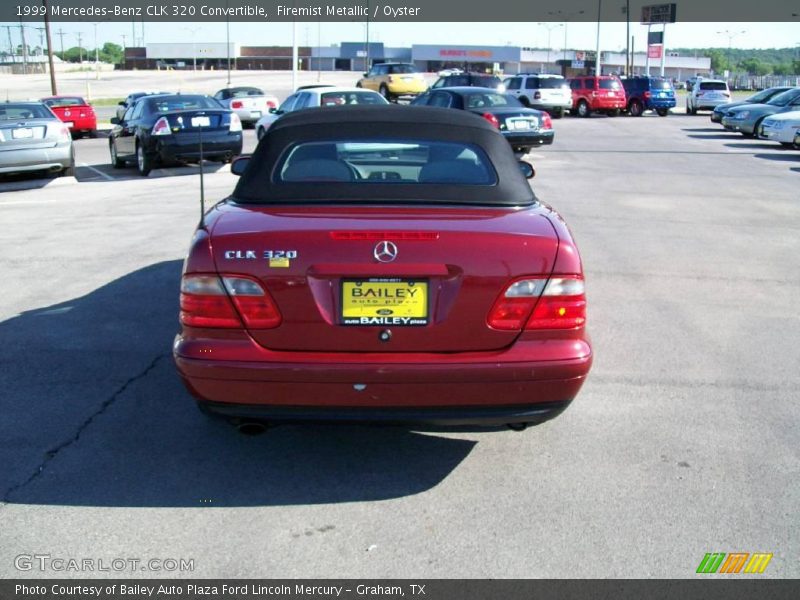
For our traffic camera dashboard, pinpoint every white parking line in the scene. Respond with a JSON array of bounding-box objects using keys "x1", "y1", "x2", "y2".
[{"x1": 79, "y1": 163, "x2": 115, "y2": 181}]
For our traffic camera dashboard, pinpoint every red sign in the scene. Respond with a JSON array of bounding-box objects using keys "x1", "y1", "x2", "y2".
[
  {"x1": 439, "y1": 49, "x2": 492, "y2": 58},
  {"x1": 647, "y1": 44, "x2": 663, "y2": 59}
]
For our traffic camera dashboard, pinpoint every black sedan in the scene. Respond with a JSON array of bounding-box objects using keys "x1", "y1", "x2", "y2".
[
  {"x1": 109, "y1": 94, "x2": 243, "y2": 176},
  {"x1": 412, "y1": 87, "x2": 554, "y2": 153}
]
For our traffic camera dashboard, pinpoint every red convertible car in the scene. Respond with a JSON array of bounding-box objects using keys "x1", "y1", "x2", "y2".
[
  {"x1": 41, "y1": 96, "x2": 97, "y2": 138},
  {"x1": 173, "y1": 105, "x2": 592, "y2": 430}
]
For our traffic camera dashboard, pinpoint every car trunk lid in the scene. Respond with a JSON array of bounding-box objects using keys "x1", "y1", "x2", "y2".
[
  {"x1": 209, "y1": 204, "x2": 560, "y2": 353},
  {"x1": 0, "y1": 120, "x2": 60, "y2": 150}
]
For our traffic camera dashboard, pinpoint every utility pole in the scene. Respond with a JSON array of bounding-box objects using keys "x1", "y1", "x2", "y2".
[
  {"x1": 76, "y1": 32, "x2": 83, "y2": 63},
  {"x1": 2, "y1": 26, "x2": 14, "y2": 60},
  {"x1": 43, "y1": 0, "x2": 57, "y2": 95},
  {"x1": 92, "y1": 22, "x2": 100, "y2": 79},
  {"x1": 35, "y1": 27, "x2": 45, "y2": 55},
  {"x1": 56, "y1": 27, "x2": 65, "y2": 60},
  {"x1": 624, "y1": 0, "x2": 630, "y2": 76},
  {"x1": 121, "y1": 34, "x2": 126, "y2": 67},
  {"x1": 595, "y1": 0, "x2": 602, "y2": 76},
  {"x1": 19, "y1": 19, "x2": 28, "y2": 74}
]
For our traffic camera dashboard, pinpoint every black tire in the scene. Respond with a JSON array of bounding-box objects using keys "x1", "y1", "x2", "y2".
[
  {"x1": 519, "y1": 96, "x2": 531, "y2": 107},
  {"x1": 135, "y1": 142, "x2": 153, "y2": 177},
  {"x1": 629, "y1": 100, "x2": 643, "y2": 117},
  {"x1": 609, "y1": 108, "x2": 621, "y2": 117},
  {"x1": 552, "y1": 107, "x2": 564, "y2": 119},
  {"x1": 61, "y1": 151, "x2": 75, "y2": 177},
  {"x1": 749, "y1": 118, "x2": 765, "y2": 139},
  {"x1": 109, "y1": 140, "x2": 125, "y2": 168},
  {"x1": 656, "y1": 108, "x2": 669, "y2": 117},
  {"x1": 779, "y1": 142, "x2": 793, "y2": 148},
  {"x1": 379, "y1": 84, "x2": 392, "y2": 103},
  {"x1": 88, "y1": 129, "x2": 98, "y2": 138},
  {"x1": 577, "y1": 100, "x2": 591, "y2": 118}
]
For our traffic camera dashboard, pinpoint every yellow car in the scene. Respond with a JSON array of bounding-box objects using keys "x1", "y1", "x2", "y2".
[{"x1": 356, "y1": 63, "x2": 428, "y2": 102}]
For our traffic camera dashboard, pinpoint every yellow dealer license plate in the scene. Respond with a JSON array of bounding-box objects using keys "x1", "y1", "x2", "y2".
[{"x1": 341, "y1": 279, "x2": 428, "y2": 326}]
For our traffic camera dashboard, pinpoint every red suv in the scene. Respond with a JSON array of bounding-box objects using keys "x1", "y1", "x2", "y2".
[{"x1": 568, "y1": 76, "x2": 626, "y2": 117}]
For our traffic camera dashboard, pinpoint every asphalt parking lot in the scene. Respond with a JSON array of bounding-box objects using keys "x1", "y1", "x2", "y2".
[{"x1": 1, "y1": 108, "x2": 798, "y2": 578}]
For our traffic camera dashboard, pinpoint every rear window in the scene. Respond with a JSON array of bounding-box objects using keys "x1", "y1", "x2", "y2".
[
  {"x1": 538, "y1": 78, "x2": 567, "y2": 89},
  {"x1": 464, "y1": 93, "x2": 521, "y2": 109},
  {"x1": 146, "y1": 95, "x2": 222, "y2": 112},
  {"x1": 650, "y1": 79, "x2": 672, "y2": 90},
  {"x1": 699, "y1": 82, "x2": 727, "y2": 91},
  {"x1": 43, "y1": 97, "x2": 86, "y2": 107},
  {"x1": 387, "y1": 64, "x2": 418, "y2": 74},
  {"x1": 319, "y1": 91, "x2": 387, "y2": 106},
  {"x1": 275, "y1": 140, "x2": 496, "y2": 186},
  {"x1": 0, "y1": 104, "x2": 54, "y2": 120},
  {"x1": 229, "y1": 87, "x2": 265, "y2": 97},
  {"x1": 598, "y1": 79, "x2": 621, "y2": 90}
]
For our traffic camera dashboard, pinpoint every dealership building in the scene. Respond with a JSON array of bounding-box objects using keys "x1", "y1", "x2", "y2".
[{"x1": 124, "y1": 42, "x2": 711, "y2": 80}]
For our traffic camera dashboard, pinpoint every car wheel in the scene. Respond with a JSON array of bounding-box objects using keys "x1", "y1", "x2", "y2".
[
  {"x1": 779, "y1": 142, "x2": 793, "y2": 148},
  {"x1": 609, "y1": 108, "x2": 621, "y2": 117},
  {"x1": 577, "y1": 100, "x2": 590, "y2": 118},
  {"x1": 379, "y1": 84, "x2": 392, "y2": 102},
  {"x1": 748, "y1": 118, "x2": 765, "y2": 138},
  {"x1": 552, "y1": 107, "x2": 564, "y2": 119},
  {"x1": 88, "y1": 129, "x2": 98, "y2": 138},
  {"x1": 136, "y1": 142, "x2": 153, "y2": 177},
  {"x1": 656, "y1": 108, "x2": 669, "y2": 117},
  {"x1": 61, "y1": 150, "x2": 75, "y2": 177},
  {"x1": 629, "y1": 100, "x2": 643, "y2": 117},
  {"x1": 109, "y1": 141, "x2": 125, "y2": 168}
]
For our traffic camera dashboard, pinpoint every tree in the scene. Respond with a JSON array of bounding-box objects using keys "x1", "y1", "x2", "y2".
[
  {"x1": 706, "y1": 49, "x2": 729, "y2": 73},
  {"x1": 99, "y1": 42, "x2": 123, "y2": 64},
  {"x1": 737, "y1": 58, "x2": 770, "y2": 76}
]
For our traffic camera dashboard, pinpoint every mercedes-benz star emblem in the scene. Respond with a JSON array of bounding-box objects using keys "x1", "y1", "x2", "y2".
[{"x1": 373, "y1": 241, "x2": 398, "y2": 263}]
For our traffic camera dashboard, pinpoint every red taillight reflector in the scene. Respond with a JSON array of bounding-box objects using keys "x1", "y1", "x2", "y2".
[
  {"x1": 151, "y1": 116, "x2": 171, "y2": 136},
  {"x1": 330, "y1": 231, "x2": 439, "y2": 241},
  {"x1": 643, "y1": 91, "x2": 652, "y2": 99},
  {"x1": 541, "y1": 112, "x2": 553, "y2": 129},
  {"x1": 267, "y1": 100, "x2": 276, "y2": 108},
  {"x1": 231, "y1": 100, "x2": 244, "y2": 109},
  {"x1": 180, "y1": 274, "x2": 281, "y2": 329},
  {"x1": 482, "y1": 112, "x2": 500, "y2": 129}
]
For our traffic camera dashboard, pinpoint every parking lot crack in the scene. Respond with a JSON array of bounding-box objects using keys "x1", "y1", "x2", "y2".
[{"x1": 1, "y1": 353, "x2": 169, "y2": 503}]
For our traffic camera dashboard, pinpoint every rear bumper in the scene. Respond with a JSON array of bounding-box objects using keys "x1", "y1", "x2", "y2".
[
  {"x1": 0, "y1": 144, "x2": 72, "y2": 174},
  {"x1": 645, "y1": 99, "x2": 676, "y2": 110},
  {"x1": 174, "y1": 336, "x2": 592, "y2": 425},
  {"x1": 233, "y1": 108, "x2": 267, "y2": 124},
  {"x1": 503, "y1": 130, "x2": 555, "y2": 148},
  {"x1": 154, "y1": 133, "x2": 243, "y2": 163}
]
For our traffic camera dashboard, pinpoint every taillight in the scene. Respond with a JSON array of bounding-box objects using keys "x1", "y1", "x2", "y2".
[
  {"x1": 534, "y1": 91, "x2": 541, "y2": 100},
  {"x1": 487, "y1": 276, "x2": 585, "y2": 331},
  {"x1": 643, "y1": 91, "x2": 651, "y2": 99},
  {"x1": 229, "y1": 113, "x2": 242, "y2": 132},
  {"x1": 482, "y1": 112, "x2": 500, "y2": 129},
  {"x1": 180, "y1": 274, "x2": 281, "y2": 329},
  {"x1": 231, "y1": 100, "x2": 243, "y2": 109},
  {"x1": 541, "y1": 112, "x2": 552, "y2": 129},
  {"x1": 151, "y1": 116, "x2": 171, "y2": 136},
  {"x1": 57, "y1": 125, "x2": 71, "y2": 142},
  {"x1": 267, "y1": 100, "x2": 276, "y2": 109}
]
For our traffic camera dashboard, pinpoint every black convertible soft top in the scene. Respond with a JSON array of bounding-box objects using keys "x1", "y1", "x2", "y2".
[{"x1": 231, "y1": 105, "x2": 536, "y2": 207}]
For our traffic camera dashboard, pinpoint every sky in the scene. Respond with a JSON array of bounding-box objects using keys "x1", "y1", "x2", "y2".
[{"x1": 1, "y1": 21, "x2": 798, "y2": 54}]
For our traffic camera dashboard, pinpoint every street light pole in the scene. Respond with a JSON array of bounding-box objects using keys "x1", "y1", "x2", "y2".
[
  {"x1": 716, "y1": 29, "x2": 746, "y2": 73},
  {"x1": 43, "y1": 0, "x2": 57, "y2": 95},
  {"x1": 537, "y1": 23, "x2": 563, "y2": 71},
  {"x1": 93, "y1": 22, "x2": 100, "y2": 79}
]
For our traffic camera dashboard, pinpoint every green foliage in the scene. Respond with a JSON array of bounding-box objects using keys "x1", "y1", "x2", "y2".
[{"x1": 671, "y1": 47, "x2": 800, "y2": 76}]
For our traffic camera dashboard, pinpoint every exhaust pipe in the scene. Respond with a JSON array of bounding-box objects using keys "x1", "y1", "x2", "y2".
[{"x1": 236, "y1": 421, "x2": 268, "y2": 436}]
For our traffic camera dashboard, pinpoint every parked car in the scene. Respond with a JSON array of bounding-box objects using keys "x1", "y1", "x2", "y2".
[
  {"x1": 0, "y1": 102, "x2": 74, "y2": 177},
  {"x1": 568, "y1": 76, "x2": 626, "y2": 117},
  {"x1": 430, "y1": 72, "x2": 506, "y2": 93},
  {"x1": 620, "y1": 76, "x2": 676, "y2": 116},
  {"x1": 108, "y1": 94, "x2": 242, "y2": 176},
  {"x1": 40, "y1": 96, "x2": 97, "y2": 137},
  {"x1": 173, "y1": 105, "x2": 591, "y2": 430},
  {"x1": 711, "y1": 86, "x2": 793, "y2": 123},
  {"x1": 794, "y1": 129, "x2": 800, "y2": 149},
  {"x1": 116, "y1": 91, "x2": 172, "y2": 121},
  {"x1": 757, "y1": 110, "x2": 800, "y2": 147},
  {"x1": 686, "y1": 79, "x2": 731, "y2": 114},
  {"x1": 356, "y1": 63, "x2": 428, "y2": 102},
  {"x1": 503, "y1": 74, "x2": 571, "y2": 118},
  {"x1": 254, "y1": 87, "x2": 388, "y2": 140},
  {"x1": 721, "y1": 88, "x2": 800, "y2": 137},
  {"x1": 212, "y1": 87, "x2": 279, "y2": 127},
  {"x1": 411, "y1": 87, "x2": 554, "y2": 153},
  {"x1": 437, "y1": 68, "x2": 464, "y2": 77}
]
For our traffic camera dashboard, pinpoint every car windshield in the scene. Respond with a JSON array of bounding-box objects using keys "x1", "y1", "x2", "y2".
[
  {"x1": 275, "y1": 140, "x2": 496, "y2": 186},
  {"x1": 387, "y1": 65, "x2": 418, "y2": 74},
  {"x1": 699, "y1": 82, "x2": 727, "y2": 91},
  {"x1": 319, "y1": 91, "x2": 388, "y2": 106},
  {"x1": 599, "y1": 79, "x2": 621, "y2": 90},
  {"x1": 464, "y1": 93, "x2": 521, "y2": 108},
  {"x1": 767, "y1": 89, "x2": 800, "y2": 106},
  {"x1": 43, "y1": 97, "x2": 86, "y2": 107},
  {"x1": 229, "y1": 87, "x2": 265, "y2": 97},
  {"x1": 0, "y1": 104, "x2": 54, "y2": 120},
  {"x1": 147, "y1": 96, "x2": 222, "y2": 112}
]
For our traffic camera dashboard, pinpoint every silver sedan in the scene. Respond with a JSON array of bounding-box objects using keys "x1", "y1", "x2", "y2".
[
  {"x1": 212, "y1": 86, "x2": 279, "y2": 127},
  {"x1": 0, "y1": 102, "x2": 74, "y2": 177}
]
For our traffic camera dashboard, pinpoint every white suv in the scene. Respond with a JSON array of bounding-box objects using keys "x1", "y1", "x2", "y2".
[
  {"x1": 503, "y1": 74, "x2": 572, "y2": 118},
  {"x1": 687, "y1": 79, "x2": 731, "y2": 114}
]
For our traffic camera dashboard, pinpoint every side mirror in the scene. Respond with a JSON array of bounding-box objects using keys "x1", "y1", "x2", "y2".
[
  {"x1": 110, "y1": 117, "x2": 120, "y2": 125},
  {"x1": 230, "y1": 155, "x2": 251, "y2": 176},
  {"x1": 518, "y1": 161, "x2": 535, "y2": 179},
  {"x1": 268, "y1": 107, "x2": 277, "y2": 114},
  {"x1": 117, "y1": 101, "x2": 126, "y2": 106}
]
